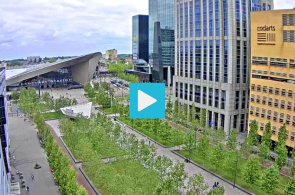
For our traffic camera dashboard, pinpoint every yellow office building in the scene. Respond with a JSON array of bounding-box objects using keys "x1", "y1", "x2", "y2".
[{"x1": 249, "y1": 9, "x2": 295, "y2": 148}]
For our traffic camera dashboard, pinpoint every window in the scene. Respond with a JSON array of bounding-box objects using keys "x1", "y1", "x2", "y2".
[
  {"x1": 288, "y1": 102, "x2": 292, "y2": 110},
  {"x1": 251, "y1": 94, "x2": 255, "y2": 102},
  {"x1": 288, "y1": 90, "x2": 293, "y2": 98},
  {"x1": 291, "y1": 136, "x2": 295, "y2": 141},
  {"x1": 282, "y1": 89, "x2": 286, "y2": 96},
  {"x1": 268, "y1": 98, "x2": 273, "y2": 106},
  {"x1": 261, "y1": 109, "x2": 265, "y2": 118},
  {"x1": 263, "y1": 86, "x2": 267, "y2": 93},
  {"x1": 280, "y1": 113, "x2": 284, "y2": 123},
  {"x1": 260, "y1": 123, "x2": 264, "y2": 131},
  {"x1": 267, "y1": 110, "x2": 272, "y2": 120},
  {"x1": 283, "y1": 30, "x2": 295, "y2": 42},
  {"x1": 257, "y1": 85, "x2": 261, "y2": 92},
  {"x1": 274, "y1": 99, "x2": 279, "y2": 108},
  {"x1": 262, "y1": 97, "x2": 266, "y2": 105},
  {"x1": 269, "y1": 87, "x2": 273, "y2": 94},
  {"x1": 281, "y1": 100, "x2": 285, "y2": 109},
  {"x1": 251, "y1": 84, "x2": 255, "y2": 91},
  {"x1": 272, "y1": 130, "x2": 276, "y2": 135},
  {"x1": 256, "y1": 95, "x2": 260, "y2": 104},
  {"x1": 275, "y1": 88, "x2": 280, "y2": 95}
]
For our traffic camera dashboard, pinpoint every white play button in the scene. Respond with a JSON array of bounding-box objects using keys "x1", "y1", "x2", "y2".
[{"x1": 138, "y1": 90, "x2": 157, "y2": 112}]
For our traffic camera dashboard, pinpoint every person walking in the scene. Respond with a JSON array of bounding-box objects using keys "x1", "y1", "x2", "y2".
[
  {"x1": 26, "y1": 186, "x2": 30, "y2": 195},
  {"x1": 31, "y1": 174, "x2": 34, "y2": 181}
]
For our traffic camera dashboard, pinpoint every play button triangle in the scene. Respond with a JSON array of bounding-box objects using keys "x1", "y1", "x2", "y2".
[{"x1": 138, "y1": 90, "x2": 157, "y2": 112}]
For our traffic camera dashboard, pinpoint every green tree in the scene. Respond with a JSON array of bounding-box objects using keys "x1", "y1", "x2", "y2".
[
  {"x1": 208, "y1": 186, "x2": 225, "y2": 195},
  {"x1": 189, "y1": 103, "x2": 196, "y2": 122},
  {"x1": 224, "y1": 151, "x2": 237, "y2": 174},
  {"x1": 258, "y1": 142, "x2": 270, "y2": 164},
  {"x1": 243, "y1": 155, "x2": 261, "y2": 185},
  {"x1": 9, "y1": 61, "x2": 21, "y2": 66},
  {"x1": 200, "y1": 109, "x2": 206, "y2": 127},
  {"x1": 187, "y1": 173, "x2": 208, "y2": 195},
  {"x1": 278, "y1": 124, "x2": 287, "y2": 146},
  {"x1": 227, "y1": 129, "x2": 238, "y2": 151},
  {"x1": 291, "y1": 152, "x2": 295, "y2": 177},
  {"x1": 240, "y1": 138, "x2": 252, "y2": 159},
  {"x1": 212, "y1": 127, "x2": 225, "y2": 145},
  {"x1": 173, "y1": 100, "x2": 179, "y2": 122},
  {"x1": 11, "y1": 91, "x2": 20, "y2": 101},
  {"x1": 249, "y1": 120, "x2": 258, "y2": 146},
  {"x1": 261, "y1": 165, "x2": 280, "y2": 195},
  {"x1": 275, "y1": 144, "x2": 287, "y2": 170},
  {"x1": 166, "y1": 97, "x2": 173, "y2": 118},
  {"x1": 49, "y1": 59, "x2": 56, "y2": 63},
  {"x1": 155, "y1": 177, "x2": 178, "y2": 195},
  {"x1": 181, "y1": 104, "x2": 188, "y2": 125},
  {"x1": 185, "y1": 130, "x2": 196, "y2": 160},
  {"x1": 262, "y1": 121, "x2": 272, "y2": 148},
  {"x1": 196, "y1": 134, "x2": 210, "y2": 159},
  {"x1": 169, "y1": 162, "x2": 187, "y2": 191},
  {"x1": 210, "y1": 143, "x2": 224, "y2": 171},
  {"x1": 285, "y1": 177, "x2": 295, "y2": 195}
]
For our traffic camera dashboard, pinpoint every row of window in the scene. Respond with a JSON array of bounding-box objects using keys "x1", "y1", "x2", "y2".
[
  {"x1": 283, "y1": 14, "x2": 295, "y2": 26},
  {"x1": 283, "y1": 30, "x2": 295, "y2": 43},
  {"x1": 251, "y1": 85, "x2": 295, "y2": 98},
  {"x1": 249, "y1": 108, "x2": 295, "y2": 127},
  {"x1": 251, "y1": 70, "x2": 290, "y2": 78},
  {"x1": 250, "y1": 94, "x2": 295, "y2": 110}
]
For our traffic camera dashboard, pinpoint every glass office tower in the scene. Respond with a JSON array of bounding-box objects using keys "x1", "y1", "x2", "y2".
[
  {"x1": 149, "y1": 0, "x2": 175, "y2": 83},
  {"x1": 174, "y1": 0, "x2": 273, "y2": 135},
  {"x1": 0, "y1": 68, "x2": 10, "y2": 195},
  {"x1": 132, "y1": 15, "x2": 149, "y2": 63}
]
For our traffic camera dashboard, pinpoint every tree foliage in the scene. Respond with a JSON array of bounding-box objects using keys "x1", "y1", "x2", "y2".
[
  {"x1": 227, "y1": 129, "x2": 237, "y2": 151},
  {"x1": 243, "y1": 155, "x2": 261, "y2": 185},
  {"x1": 261, "y1": 165, "x2": 280, "y2": 195},
  {"x1": 278, "y1": 124, "x2": 287, "y2": 147},
  {"x1": 285, "y1": 176, "x2": 295, "y2": 195},
  {"x1": 200, "y1": 109, "x2": 206, "y2": 127},
  {"x1": 187, "y1": 173, "x2": 208, "y2": 195},
  {"x1": 275, "y1": 144, "x2": 287, "y2": 170},
  {"x1": 249, "y1": 120, "x2": 258, "y2": 146},
  {"x1": 262, "y1": 121, "x2": 272, "y2": 149}
]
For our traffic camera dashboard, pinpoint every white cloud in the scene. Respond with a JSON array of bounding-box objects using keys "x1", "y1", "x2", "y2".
[
  {"x1": 274, "y1": 0, "x2": 295, "y2": 9},
  {"x1": 0, "y1": 0, "x2": 148, "y2": 59}
]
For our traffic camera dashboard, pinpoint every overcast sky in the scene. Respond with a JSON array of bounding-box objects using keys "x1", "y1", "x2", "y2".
[{"x1": 0, "y1": 0, "x2": 294, "y2": 60}]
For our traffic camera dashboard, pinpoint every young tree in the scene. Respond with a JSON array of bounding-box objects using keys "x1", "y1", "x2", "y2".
[
  {"x1": 275, "y1": 144, "x2": 287, "y2": 170},
  {"x1": 227, "y1": 129, "x2": 238, "y2": 151},
  {"x1": 166, "y1": 97, "x2": 173, "y2": 118},
  {"x1": 189, "y1": 103, "x2": 196, "y2": 122},
  {"x1": 187, "y1": 173, "x2": 208, "y2": 195},
  {"x1": 210, "y1": 143, "x2": 224, "y2": 171},
  {"x1": 258, "y1": 142, "x2": 270, "y2": 164},
  {"x1": 196, "y1": 134, "x2": 210, "y2": 159},
  {"x1": 262, "y1": 121, "x2": 272, "y2": 149},
  {"x1": 212, "y1": 127, "x2": 225, "y2": 145},
  {"x1": 185, "y1": 130, "x2": 196, "y2": 160},
  {"x1": 285, "y1": 177, "x2": 295, "y2": 195},
  {"x1": 169, "y1": 162, "x2": 187, "y2": 192},
  {"x1": 248, "y1": 120, "x2": 258, "y2": 146},
  {"x1": 278, "y1": 124, "x2": 287, "y2": 147},
  {"x1": 200, "y1": 109, "x2": 207, "y2": 127},
  {"x1": 240, "y1": 138, "x2": 252, "y2": 160},
  {"x1": 243, "y1": 155, "x2": 261, "y2": 185},
  {"x1": 261, "y1": 165, "x2": 280, "y2": 195},
  {"x1": 173, "y1": 100, "x2": 179, "y2": 122},
  {"x1": 181, "y1": 104, "x2": 188, "y2": 125}
]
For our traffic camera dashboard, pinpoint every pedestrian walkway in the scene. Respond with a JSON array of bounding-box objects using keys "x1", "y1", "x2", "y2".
[
  {"x1": 114, "y1": 119, "x2": 248, "y2": 195},
  {"x1": 9, "y1": 116, "x2": 59, "y2": 195}
]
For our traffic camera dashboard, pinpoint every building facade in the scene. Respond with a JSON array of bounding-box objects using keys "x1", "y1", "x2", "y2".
[
  {"x1": 249, "y1": 9, "x2": 295, "y2": 149},
  {"x1": 105, "y1": 49, "x2": 117, "y2": 60},
  {"x1": 0, "y1": 68, "x2": 10, "y2": 195},
  {"x1": 173, "y1": 0, "x2": 273, "y2": 135},
  {"x1": 149, "y1": 0, "x2": 175, "y2": 84},
  {"x1": 132, "y1": 15, "x2": 149, "y2": 63}
]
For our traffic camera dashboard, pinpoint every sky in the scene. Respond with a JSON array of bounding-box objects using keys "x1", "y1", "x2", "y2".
[{"x1": 0, "y1": 0, "x2": 294, "y2": 60}]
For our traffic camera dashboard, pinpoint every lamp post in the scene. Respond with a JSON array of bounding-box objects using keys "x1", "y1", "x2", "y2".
[{"x1": 233, "y1": 149, "x2": 239, "y2": 188}]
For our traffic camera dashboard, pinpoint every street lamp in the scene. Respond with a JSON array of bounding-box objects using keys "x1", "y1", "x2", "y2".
[{"x1": 233, "y1": 149, "x2": 239, "y2": 188}]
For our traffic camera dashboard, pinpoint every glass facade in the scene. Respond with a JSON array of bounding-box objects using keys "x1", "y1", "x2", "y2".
[
  {"x1": 149, "y1": 0, "x2": 174, "y2": 67},
  {"x1": 132, "y1": 15, "x2": 149, "y2": 63}
]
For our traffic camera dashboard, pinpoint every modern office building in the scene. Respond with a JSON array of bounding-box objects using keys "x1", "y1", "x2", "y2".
[
  {"x1": 251, "y1": 0, "x2": 273, "y2": 11},
  {"x1": 0, "y1": 68, "x2": 10, "y2": 195},
  {"x1": 149, "y1": 0, "x2": 175, "y2": 85},
  {"x1": 173, "y1": 0, "x2": 273, "y2": 135},
  {"x1": 249, "y1": 9, "x2": 295, "y2": 149},
  {"x1": 27, "y1": 56, "x2": 41, "y2": 63},
  {"x1": 105, "y1": 49, "x2": 117, "y2": 60},
  {"x1": 132, "y1": 15, "x2": 149, "y2": 63}
]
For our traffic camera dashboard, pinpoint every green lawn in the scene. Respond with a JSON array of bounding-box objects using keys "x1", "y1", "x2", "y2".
[
  {"x1": 103, "y1": 106, "x2": 117, "y2": 114},
  {"x1": 42, "y1": 112, "x2": 64, "y2": 120},
  {"x1": 178, "y1": 150, "x2": 289, "y2": 195}
]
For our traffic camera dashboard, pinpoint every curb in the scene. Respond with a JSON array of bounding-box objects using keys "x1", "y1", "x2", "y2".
[
  {"x1": 171, "y1": 150, "x2": 254, "y2": 195},
  {"x1": 116, "y1": 119, "x2": 171, "y2": 148},
  {"x1": 79, "y1": 167, "x2": 100, "y2": 195}
]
